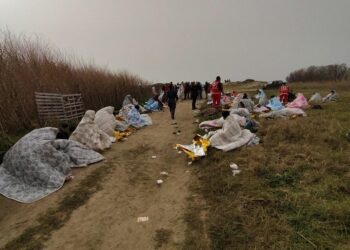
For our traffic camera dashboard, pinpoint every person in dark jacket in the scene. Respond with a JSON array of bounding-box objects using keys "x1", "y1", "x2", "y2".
[
  {"x1": 204, "y1": 82, "x2": 210, "y2": 99},
  {"x1": 196, "y1": 82, "x2": 203, "y2": 99},
  {"x1": 167, "y1": 83, "x2": 178, "y2": 120},
  {"x1": 190, "y1": 82, "x2": 198, "y2": 110}
]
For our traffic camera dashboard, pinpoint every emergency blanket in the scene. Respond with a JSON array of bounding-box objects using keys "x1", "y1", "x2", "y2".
[
  {"x1": 70, "y1": 110, "x2": 113, "y2": 151},
  {"x1": 309, "y1": 92, "x2": 322, "y2": 103},
  {"x1": 209, "y1": 115, "x2": 255, "y2": 152},
  {"x1": 255, "y1": 89, "x2": 268, "y2": 106},
  {"x1": 286, "y1": 93, "x2": 309, "y2": 109},
  {"x1": 199, "y1": 117, "x2": 225, "y2": 129},
  {"x1": 253, "y1": 106, "x2": 270, "y2": 113},
  {"x1": 144, "y1": 98, "x2": 159, "y2": 111},
  {"x1": 230, "y1": 108, "x2": 251, "y2": 118},
  {"x1": 230, "y1": 94, "x2": 243, "y2": 109},
  {"x1": 95, "y1": 106, "x2": 118, "y2": 137},
  {"x1": 119, "y1": 104, "x2": 152, "y2": 128},
  {"x1": 0, "y1": 127, "x2": 104, "y2": 203},
  {"x1": 176, "y1": 135, "x2": 210, "y2": 161},
  {"x1": 266, "y1": 97, "x2": 284, "y2": 111},
  {"x1": 240, "y1": 99, "x2": 255, "y2": 112},
  {"x1": 259, "y1": 108, "x2": 306, "y2": 119},
  {"x1": 122, "y1": 95, "x2": 137, "y2": 107},
  {"x1": 323, "y1": 91, "x2": 338, "y2": 102},
  {"x1": 114, "y1": 130, "x2": 132, "y2": 141}
]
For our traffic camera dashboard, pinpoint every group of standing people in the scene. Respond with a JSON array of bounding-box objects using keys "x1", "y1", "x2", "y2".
[{"x1": 157, "y1": 76, "x2": 224, "y2": 121}]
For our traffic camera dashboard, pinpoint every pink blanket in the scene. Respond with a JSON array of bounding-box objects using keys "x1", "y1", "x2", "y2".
[{"x1": 287, "y1": 93, "x2": 309, "y2": 109}]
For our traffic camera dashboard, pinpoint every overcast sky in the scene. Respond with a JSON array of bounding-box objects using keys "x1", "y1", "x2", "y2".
[{"x1": 1, "y1": 0, "x2": 349, "y2": 82}]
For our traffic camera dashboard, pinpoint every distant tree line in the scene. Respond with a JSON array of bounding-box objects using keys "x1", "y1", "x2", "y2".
[{"x1": 286, "y1": 64, "x2": 350, "y2": 82}]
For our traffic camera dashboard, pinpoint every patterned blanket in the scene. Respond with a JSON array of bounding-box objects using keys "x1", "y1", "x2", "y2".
[{"x1": 0, "y1": 127, "x2": 104, "y2": 203}]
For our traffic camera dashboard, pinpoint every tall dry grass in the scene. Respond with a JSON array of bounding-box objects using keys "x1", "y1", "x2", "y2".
[{"x1": 0, "y1": 31, "x2": 151, "y2": 133}]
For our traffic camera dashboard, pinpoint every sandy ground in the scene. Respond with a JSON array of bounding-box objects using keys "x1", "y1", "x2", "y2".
[{"x1": 0, "y1": 100, "x2": 200, "y2": 249}]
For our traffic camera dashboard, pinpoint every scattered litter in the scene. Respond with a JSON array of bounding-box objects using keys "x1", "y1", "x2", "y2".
[
  {"x1": 187, "y1": 161, "x2": 192, "y2": 166},
  {"x1": 178, "y1": 151, "x2": 182, "y2": 154},
  {"x1": 176, "y1": 135, "x2": 210, "y2": 161},
  {"x1": 230, "y1": 163, "x2": 239, "y2": 170},
  {"x1": 160, "y1": 171, "x2": 169, "y2": 176},
  {"x1": 232, "y1": 170, "x2": 241, "y2": 176},
  {"x1": 152, "y1": 155, "x2": 157, "y2": 159},
  {"x1": 176, "y1": 132, "x2": 181, "y2": 135},
  {"x1": 137, "y1": 217, "x2": 149, "y2": 223},
  {"x1": 156, "y1": 179, "x2": 164, "y2": 185}
]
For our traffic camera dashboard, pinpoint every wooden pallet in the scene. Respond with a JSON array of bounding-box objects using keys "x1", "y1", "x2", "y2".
[{"x1": 35, "y1": 92, "x2": 85, "y2": 124}]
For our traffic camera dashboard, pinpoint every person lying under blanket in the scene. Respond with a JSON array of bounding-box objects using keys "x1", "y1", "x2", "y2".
[{"x1": 206, "y1": 110, "x2": 257, "y2": 152}]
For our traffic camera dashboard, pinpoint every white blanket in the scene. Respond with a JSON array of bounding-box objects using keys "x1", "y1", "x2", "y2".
[
  {"x1": 0, "y1": 127, "x2": 104, "y2": 203},
  {"x1": 209, "y1": 115, "x2": 255, "y2": 152},
  {"x1": 259, "y1": 108, "x2": 306, "y2": 119},
  {"x1": 309, "y1": 92, "x2": 322, "y2": 103}
]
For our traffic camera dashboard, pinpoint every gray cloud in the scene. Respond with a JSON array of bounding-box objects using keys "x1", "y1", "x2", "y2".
[{"x1": 1, "y1": 0, "x2": 349, "y2": 82}]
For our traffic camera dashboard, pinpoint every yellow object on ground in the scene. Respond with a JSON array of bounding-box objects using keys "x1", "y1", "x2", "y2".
[
  {"x1": 176, "y1": 135, "x2": 210, "y2": 161},
  {"x1": 114, "y1": 130, "x2": 132, "y2": 141}
]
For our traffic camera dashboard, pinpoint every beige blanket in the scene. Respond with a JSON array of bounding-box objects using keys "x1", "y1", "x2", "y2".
[
  {"x1": 95, "y1": 106, "x2": 118, "y2": 137},
  {"x1": 70, "y1": 110, "x2": 113, "y2": 151}
]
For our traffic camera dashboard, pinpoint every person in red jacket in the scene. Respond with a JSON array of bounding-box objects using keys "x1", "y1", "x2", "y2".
[
  {"x1": 210, "y1": 76, "x2": 223, "y2": 108},
  {"x1": 279, "y1": 82, "x2": 289, "y2": 104}
]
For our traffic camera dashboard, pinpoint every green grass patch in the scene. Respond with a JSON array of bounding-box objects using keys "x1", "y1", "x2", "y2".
[{"x1": 184, "y1": 81, "x2": 350, "y2": 249}]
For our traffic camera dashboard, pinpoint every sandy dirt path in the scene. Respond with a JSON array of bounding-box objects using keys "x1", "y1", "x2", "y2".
[{"x1": 0, "y1": 100, "x2": 199, "y2": 250}]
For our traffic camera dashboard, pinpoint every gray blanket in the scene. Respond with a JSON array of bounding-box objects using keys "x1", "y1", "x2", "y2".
[{"x1": 0, "y1": 127, "x2": 104, "y2": 203}]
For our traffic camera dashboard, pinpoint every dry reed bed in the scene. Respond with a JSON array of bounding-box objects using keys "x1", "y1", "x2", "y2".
[{"x1": 0, "y1": 32, "x2": 151, "y2": 133}]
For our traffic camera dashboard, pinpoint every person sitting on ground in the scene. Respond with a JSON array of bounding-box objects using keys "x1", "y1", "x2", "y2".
[
  {"x1": 288, "y1": 89, "x2": 296, "y2": 102},
  {"x1": 255, "y1": 89, "x2": 268, "y2": 106},
  {"x1": 267, "y1": 95, "x2": 284, "y2": 111},
  {"x1": 207, "y1": 109, "x2": 255, "y2": 152},
  {"x1": 279, "y1": 82, "x2": 289, "y2": 104},
  {"x1": 56, "y1": 123, "x2": 70, "y2": 139},
  {"x1": 309, "y1": 92, "x2": 322, "y2": 103},
  {"x1": 239, "y1": 93, "x2": 255, "y2": 112},
  {"x1": 322, "y1": 90, "x2": 338, "y2": 102}
]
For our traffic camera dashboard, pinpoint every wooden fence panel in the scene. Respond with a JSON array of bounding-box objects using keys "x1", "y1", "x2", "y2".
[{"x1": 35, "y1": 92, "x2": 85, "y2": 124}]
